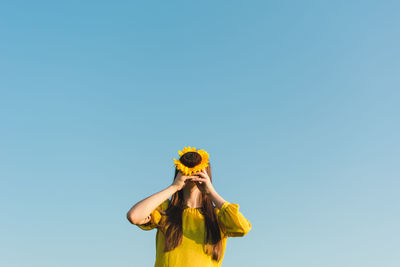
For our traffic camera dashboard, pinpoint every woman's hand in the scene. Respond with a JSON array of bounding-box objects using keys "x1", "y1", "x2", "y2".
[
  {"x1": 190, "y1": 169, "x2": 216, "y2": 195},
  {"x1": 171, "y1": 171, "x2": 198, "y2": 191}
]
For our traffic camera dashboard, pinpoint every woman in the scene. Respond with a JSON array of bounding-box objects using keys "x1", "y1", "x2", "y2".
[{"x1": 126, "y1": 147, "x2": 252, "y2": 267}]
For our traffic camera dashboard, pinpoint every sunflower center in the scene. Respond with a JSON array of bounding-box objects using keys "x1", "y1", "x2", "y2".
[{"x1": 180, "y1": 152, "x2": 202, "y2": 168}]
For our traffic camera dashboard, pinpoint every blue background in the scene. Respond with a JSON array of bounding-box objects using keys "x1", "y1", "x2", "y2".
[{"x1": 1, "y1": 1, "x2": 399, "y2": 266}]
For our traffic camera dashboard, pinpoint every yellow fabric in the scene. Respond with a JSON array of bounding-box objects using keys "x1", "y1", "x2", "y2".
[{"x1": 135, "y1": 199, "x2": 252, "y2": 267}]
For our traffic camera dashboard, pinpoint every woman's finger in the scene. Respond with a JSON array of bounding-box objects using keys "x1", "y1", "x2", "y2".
[
  {"x1": 193, "y1": 172, "x2": 207, "y2": 178},
  {"x1": 191, "y1": 177, "x2": 207, "y2": 183}
]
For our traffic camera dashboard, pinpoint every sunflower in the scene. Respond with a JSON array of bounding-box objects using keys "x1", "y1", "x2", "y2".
[{"x1": 173, "y1": 146, "x2": 210, "y2": 176}]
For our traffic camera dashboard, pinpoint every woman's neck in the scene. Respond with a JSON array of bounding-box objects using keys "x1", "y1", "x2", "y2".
[{"x1": 183, "y1": 185, "x2": 202, "y2": 208}]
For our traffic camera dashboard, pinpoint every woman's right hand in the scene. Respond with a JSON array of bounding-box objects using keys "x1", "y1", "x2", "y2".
[{"x1": 171, "y1": 171, "x2": 197, "y2": 191}]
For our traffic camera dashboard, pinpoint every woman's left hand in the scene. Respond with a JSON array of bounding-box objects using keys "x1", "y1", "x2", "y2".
[{"x1": 190, "y1": 169, "x2": 215, "y2": 195}]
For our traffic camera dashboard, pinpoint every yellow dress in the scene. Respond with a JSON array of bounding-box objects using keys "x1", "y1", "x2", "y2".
[{"x1": 135, "y1": 199, "x2": 252, "y2": 267}]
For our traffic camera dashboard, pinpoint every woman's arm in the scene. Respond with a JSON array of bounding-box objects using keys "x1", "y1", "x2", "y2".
[
  {"x1": 208, "y1": 188, "x2": 226, "y2": 209},
  {"x1": 126, "y1": 171, "x2": 193, "y2": 224},
  {"x1": 126, "y1": 185, "x2": 178, "y2": 224}
]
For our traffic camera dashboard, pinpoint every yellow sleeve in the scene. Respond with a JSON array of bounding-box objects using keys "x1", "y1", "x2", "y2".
[
  {"x1": 215, "y1": 201, "x2": 252, "y2": 237},
  {"x1": 136, "y1": 199, "x2": 170, "y2": 231}
]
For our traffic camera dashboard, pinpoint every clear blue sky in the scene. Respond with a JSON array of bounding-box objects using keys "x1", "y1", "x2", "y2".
[{"x1": 1, "y1": 1, "x2": 399, "y2": 266}]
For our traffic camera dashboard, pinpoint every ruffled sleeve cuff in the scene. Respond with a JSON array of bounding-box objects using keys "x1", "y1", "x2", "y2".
[{"x1": 216, "y1": 201, "x2": 252, "y2": 237}]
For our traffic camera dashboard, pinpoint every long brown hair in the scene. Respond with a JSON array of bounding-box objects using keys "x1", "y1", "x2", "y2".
[{"x1": 157, "y1": 155, "x2": 224, "y2": 262}]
